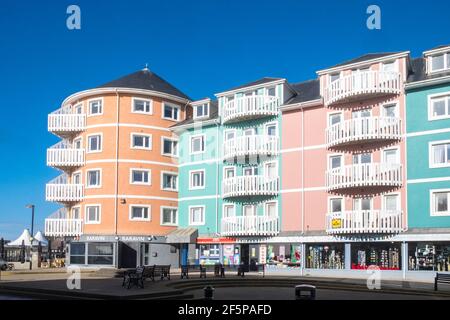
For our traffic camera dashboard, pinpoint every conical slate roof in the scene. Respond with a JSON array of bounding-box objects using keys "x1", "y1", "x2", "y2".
[{"x1": 97, "y1": 68, "x2": 191, "y2": 100}]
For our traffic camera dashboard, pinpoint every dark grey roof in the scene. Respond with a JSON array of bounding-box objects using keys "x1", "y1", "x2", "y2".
[
  {"x1": 97, "y1": 68, "x2": 191, "y2": 100},
  {"x1": 407, "y1": 57, "x2": 450, "y2": 84},
  {"x1": 325, "y1": 52, "x2": 402, "y2": 70},
  {"x1": 284, "y1": 79, "x2": 321, "y2": 105},
  {"x1": 220, "y1": 77, "x2": 283, "y2": 93},
  {"x1": 427, "y1": 44, "x2": 450, "y2": 51},
  {"x1": 171, "y1": 100, "x2": 219, "y2": 128}
]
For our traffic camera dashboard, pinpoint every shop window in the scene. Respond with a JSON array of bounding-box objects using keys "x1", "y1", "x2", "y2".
[
  {"x1": 70, "y1": 243, "x2": 86, "y2": 265},
  {"x1": 87, "y1": 243, "x2": 114, "y2": 265},
  {"x1": 408, "y1": 242, "x2": 450, "y2": 271},
  {"x1": 306, "y1": 244, "x2": 345, "y2": 269},
  {"x1": 199, "y1": 244, "x2": 220, "y2": 265},
  {"x1": 267, "y1": 244, "x2": 302, "y2": 267},
  {"x1": 351, "y1": 243, "x2": 401, "y2": 270}
]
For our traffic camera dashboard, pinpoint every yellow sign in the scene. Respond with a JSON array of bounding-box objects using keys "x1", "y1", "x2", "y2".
[{"x1": 331, "y1": 219, "x2": 342, "y2": 229}]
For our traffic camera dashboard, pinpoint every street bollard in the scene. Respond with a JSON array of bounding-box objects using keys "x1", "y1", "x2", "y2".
[
  {"x1": 295, "y1": 284, "x2": 316, "y2": 300},
  {"x1": 204, "y1": 285, "x2": 215, "y2": 300}
]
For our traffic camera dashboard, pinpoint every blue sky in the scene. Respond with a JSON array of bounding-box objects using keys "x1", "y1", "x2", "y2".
[{"x1": 0, "y1": 0, "x2": 449, "y2": 240}]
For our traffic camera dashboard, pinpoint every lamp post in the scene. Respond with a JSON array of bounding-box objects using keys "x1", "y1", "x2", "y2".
[{"x1": 26, "y1": 204, "x2": 35, "y2": 270}]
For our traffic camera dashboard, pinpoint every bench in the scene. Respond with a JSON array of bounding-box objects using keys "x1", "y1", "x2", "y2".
[
  {"x1": 434, "y1": 273, "x2": 450, "y2": 291},
  {"x1": 238, "y1": 263, "x2": 265, "y2": 277},
  {"x1": 200, "y1": 265, "x2": 207, "y2": 278},
  {"x1": 155, "y1": 265, "x2": 171, "y2": 280},
  {"x1": 181, "y1": 265, "x2": 189, "y2": 279},
  {"x1": 214, "y1": 264, "x2": 225, "y2": 278},
  {"x1": 124, "y1": 266, "x2": 145, "y2": 289}
]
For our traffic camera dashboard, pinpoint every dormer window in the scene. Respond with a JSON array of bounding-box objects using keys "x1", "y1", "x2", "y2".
[
  {"x1": 382, "y1": 61, "x2": 397, "y2": 72},
  {"x1": 430, "y1": 52, "x2": 450, "y2": 73},
  {"x1": 330, "y1": 73, "x2": 340, "y2": 84},
  {"x1": 194, "y1": 103, "x2": 209, "y2": 119}
]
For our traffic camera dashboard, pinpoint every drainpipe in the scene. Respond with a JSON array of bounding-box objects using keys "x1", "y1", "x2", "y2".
[
  {"x1": 215, "y1": 120, "x2": 220, "y2": 235},
  {"x1": 301, "y1": 107, "x2": 305, "y2": 234},
  {"x1": 114, "y1": 89, "x2": 120, "y2": 235}
]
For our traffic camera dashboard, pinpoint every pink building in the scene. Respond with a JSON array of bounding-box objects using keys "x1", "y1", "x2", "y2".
[{"x1": 280, "y1": 52, "x2": 409, "y2": 271}]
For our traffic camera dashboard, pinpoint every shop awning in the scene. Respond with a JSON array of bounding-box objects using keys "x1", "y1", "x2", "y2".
[{"x1": 166, "y1": 228, "x2": 198, "y2": 244}]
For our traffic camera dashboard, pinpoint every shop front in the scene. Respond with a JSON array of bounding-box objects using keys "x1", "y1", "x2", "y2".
[
  {"x1": 408, "y1": 242, "x2": 450, "y2": 272},
  {"x1": 265, "y1": 244, "x2": 302, "y2": 267},
  {"x1": 351, "y1": 242, "x2": 401, "y2": 270},
  {"x1": 68, "y1": 235, "x2": 179, "y2": 268},
  {"x1": 306, "y1": 243, "x2": 345, "y2": 269},
  {"x1": 196, "y1": 237, "x2": 238, "y2": 265}
]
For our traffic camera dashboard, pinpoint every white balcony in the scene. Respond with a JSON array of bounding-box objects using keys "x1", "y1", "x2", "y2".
[
  {"x1": 48, "y1": 108, "x2": 85, "y2": 137},
  {"x1": 326, "y1": 117, "x2": 402, "y2": 149},
  {"x1": 221, "y1": 215, "x2": 279, "y2": 237},
  {"x1": 223, "y1": 135, "x2": 279, "y2": 161},
  {"x1": 47, "y1": 141, "x2": 85, "y2": 169},
  {"x1": 46, "y1": 175, "x2": 83, "y2": 203},
  {"x1": 45, "y1": 208, "x2": 83, "y2": 237},
  {"x1": 222, "y1": 175, "x2": 279, "y2": 199},
  {"x1": 326, "y1": 210, "x2": 403, "y2": 235},
  {"x1": 325, "y1": 71, "x2": 402, "y2": 106},
  {"x1": 326, "y1": 163, "x2": 402, "y2": 194},
  {"x1": 222, "y1": 95, "x2": 279, "y2": 124}
]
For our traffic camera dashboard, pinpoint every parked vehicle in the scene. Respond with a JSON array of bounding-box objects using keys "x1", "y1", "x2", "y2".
[{"x1": 0, "y1": 258, "x2": 8, "y2": 271}]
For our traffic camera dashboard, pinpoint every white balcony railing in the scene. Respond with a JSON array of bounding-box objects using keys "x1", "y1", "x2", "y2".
[
  {"x1": 326, "y1": 163, "x2": 402, "y2": 192},
  {"x1": 45, "y1": 208, "x2": 83, "y2": 237},
  {"x1": 223, "y1": 135, "x2": 279, "y2": 161},
  {"x1": 221, "y1": 215, "x2": 279, "y2": 237},
  {"x1": 46, "y1": 175, "x2": 83, "y2": 203},
  {"x1": 222, "y1": 95, "x2": 279, "y2": 124},
  {"x1": 47, "y1": 141, "x2": 85, "y2": 168},
  {"x1": 48, "y1": 107, "x2": 86, "y2": 135},
  {"x1": 222, "y1": 175, "x2": 279, "y2": 198},
  {"x1": 325, "y1": 71, "x2": 402, "y2": 106},
  {"x1": 326, "y1": 117, "x2": 402, "y2": 148},
  {"x1": 326, "y1": 210, "x2": 403, "y2": 235}
]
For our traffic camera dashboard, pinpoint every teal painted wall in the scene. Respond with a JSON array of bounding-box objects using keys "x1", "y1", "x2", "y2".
[
  {"x1": 176, "y1": 83, "x2": 284, "y2": 237},
  {"x1": 406, "y1": 82, "x2": 450, "y2": 228}
]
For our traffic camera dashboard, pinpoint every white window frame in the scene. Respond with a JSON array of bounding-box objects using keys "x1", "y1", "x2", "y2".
[
  {"x1": 264, "y1": 201, "x2": 278, "y2": 217},
  {"x1": 161, "y1": 171, "x2": 178, "y2": 191},
  {"x1": 85, "y1": 168, "x2": 102, "y2": 189},
  {"x1": 160, "y1": 206, "x2": 178, "y2": 226},
  {"x1": 381, "y1": 60, "x2": 398, "y2": 72},
  {"x1": 71, "y1": 206, "x2": 81, "y2": 219},
  {"x1": 161, "y1": 136, "x2": 178, "y2": 157},
  {"x1": 329, "y1": 72, "x2": 341, "y2": 85},
  {"x1": 428, "y1": 91, "x2": 450, "y2": 121},
  {"x1": 222, "y1": 204, "x2": 236, "y2": 218},
  {"x1": 189, "y1": 169, "x2": 205, "y2": 190},
  {"x1": 223, "y1": 129, "x2": 236, "y2": 142},
  {"x1": 328, "y1": 197, "x2": 344, "y2": 213},
  {"x1": 430, "y1": 189, "x2": 450, "y2": 217},
  {"x1": 131, "y1": 97, "x2": 153, "y2": 114},
  {"x1": 162, "y1": 102, "x2": 180, "y2": 121},
  {"x1": 87, "y1": 98, "x2": 104, "y2": 117},
  {"x1": 129, "y1": 205, "x2": 151, "y2": 221},
  {"x1": 382, "y1": 193, "x2": 400, "y2": 212},
  {"x1": 73, "y1": 137, "x2": 83, "y2": 149},
  {"x1": 353, "y1": 197, "x2": 373, "y2": 211},
  {"x1": 190, "y1": 134, "x2": 205, "y2": 155},
  {"x1": 72, "y1": 170, "x2": 82, "y2": 184},
  {"x1": 130, "y1": 133, "x2": 152, "y2": 150},
  {"x1": 193, "y1": 103, "x2": 209, "y2": 119},
  {"x1": 264, "y1": 160, "x2": 278, "y2": 178},
  {"x1": 264, "y1": 122, "x2": 278, "y2": 136},
  {"x1": 328, "y1": 153, "x2": 343, "y2": 170},
  {"x1": 223, "y1": 166, "x2": 236, "y2": 179},
  {"x1": 327, "y1": 111, "x2": 343, "y2": 126},
  {"x1": 129, "y1": 168, "x2": 151, "y2": 185},
  {"x1": 429, "y1": 139, "x2": 450, "y2": 168},
  {"x1": 382, "y1": 101, "x2": 399, "y2": 118},
  {"x1": 189, "y1": 205, "x2": 205, "y2": 226},
  {"x1": 85, "y1": 204, "x2": 101, "y2": 224},
  {"x1": 429, "y1": 53, "x2": 450, "y2": 74},
  {"x1": 382, "y1": 146, "x2": 400, "y2": 164},
  {"x1": 73, "y1": 103, "x2": 84, "y2": 114},
  {"x1": 243, "y1": 204, "x2": 256, "y2": 216},
  {"x1": 86, "y1": 133, "x2": 103, "y2": 154}
]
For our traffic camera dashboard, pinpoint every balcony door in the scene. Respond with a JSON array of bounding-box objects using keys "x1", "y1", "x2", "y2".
[
  {"x1": 353, "y1": 153, "x2": 372, "y2": 181},
  {"x1": 74, "y1": 138, "x2": 82, "y2": 149},
  {"x1": 266, "y1": 123, "x2": 277, "y2": 136},
  {"x1": 352, "y1": 68, "x2": 370, "y2": 90},
  {"x1": 243, "y1": 205, "x2": 256, "y2": 232},
  {"x1": 353, "y1": 198, "x2": 372, "y2": 212},
  {"x1": 264, "y1": 162, "x2": 277, "y2": 179},
  {"x1": 72, "y1": 172, "x2": 81, "y2": 184},
  {"x1": 224, "y1": 167, "x2": 235, "y2": 179},
  {"x1": 243, "y1": 166, "x2": 258, "y2": 176},
  {"x1": 353, "y1": 153, "x2": 372, "y2": 164},
  {"x1": 74, "y1": 104, "x2": 83, "y2": 114}
]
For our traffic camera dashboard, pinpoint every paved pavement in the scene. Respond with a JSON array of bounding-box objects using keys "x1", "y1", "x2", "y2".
[{"x1": 1, "y1": 269, "x2": 449, "y2": 300}]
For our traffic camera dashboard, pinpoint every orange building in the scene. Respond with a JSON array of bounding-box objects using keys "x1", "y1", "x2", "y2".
[{"x1": 45, "y1": 68, "x2": 191, "y2": 267}]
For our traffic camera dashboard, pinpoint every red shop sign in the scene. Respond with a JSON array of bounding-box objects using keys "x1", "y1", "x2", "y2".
[{"x1": 197, "y1": 237, "x2": 236, "y2": 244}]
